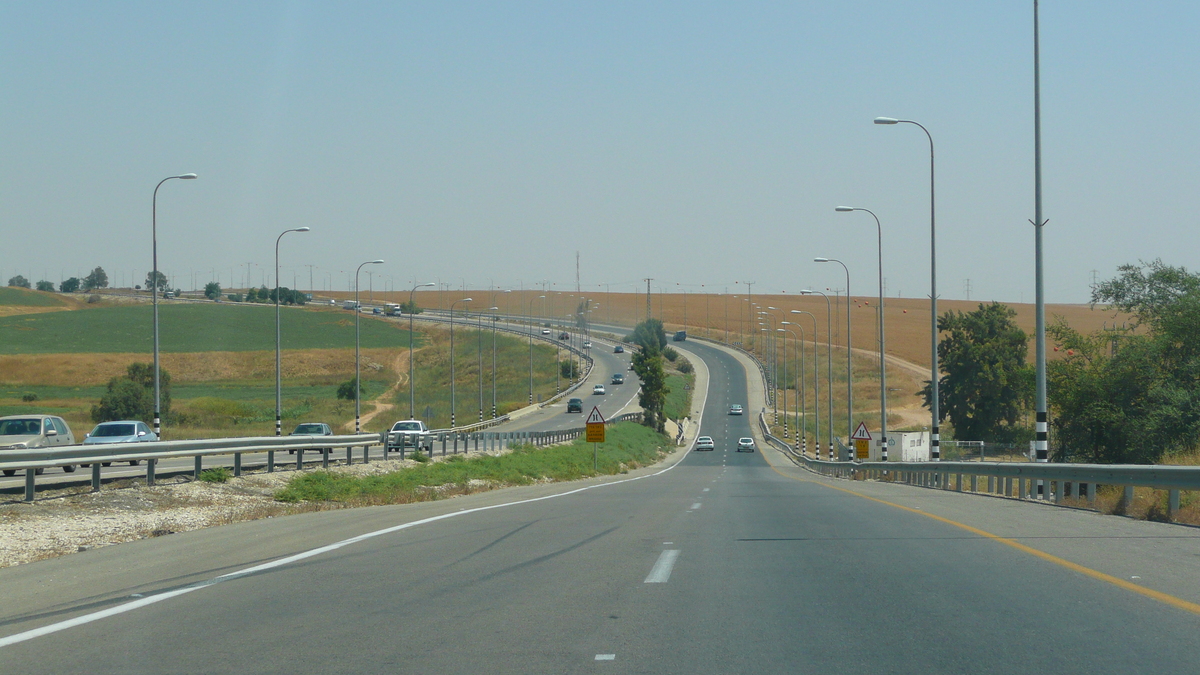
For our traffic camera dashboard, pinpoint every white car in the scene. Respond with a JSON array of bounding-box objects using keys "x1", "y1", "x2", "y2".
[
  {"x1": 541, "y1": 328, "x2": 551, "y2": 335},
  {"x1": 695, "y1": 436, "x2": 715, "y2": 451},
  {"x1": 729, "y1": 404, "x2": 744, "y2": 415},
  {"x1": 593, "y1": 384, "x2": 606, "y2": 395},
  {"x1": 736, "y1": 437, "x2": 756, "y2": 453}
]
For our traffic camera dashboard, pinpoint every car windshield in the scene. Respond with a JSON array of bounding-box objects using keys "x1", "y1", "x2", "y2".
[
  {"x1": 392, "y1": 422, "x2": 422, "y2": 431},
  {"x1": 0, "y1": 418, "x2": 41, "y2": 436},
  {"x1": 293, "y1": 424, "x2": 324, "y2": 434},
  {"x1": 92, "y1": 423, "x2": 136, "y2": 437}
]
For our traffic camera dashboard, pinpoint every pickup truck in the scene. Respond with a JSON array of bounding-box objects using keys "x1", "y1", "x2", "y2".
[{"x1": 385, "y1": 419, "x2": 434, "y2": 455}]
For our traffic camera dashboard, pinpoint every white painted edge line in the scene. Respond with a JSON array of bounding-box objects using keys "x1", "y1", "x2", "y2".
[
  {"x1": 644, "y1": 549, "x2": 681, "y2": 583},
  {"x1": 0, "y1": 450, "x2": 688, "y2": 648},
  {"x1": 595, "y1": 654, "x2": 616, "y2": 661}
]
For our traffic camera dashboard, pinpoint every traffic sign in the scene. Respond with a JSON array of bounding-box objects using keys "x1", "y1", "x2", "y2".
[
  {"x1": 851, "y1": 422, "x2": 872, "y2": 441},
  {"x1": 586, "y1": 406, "x2": 606, "y2": 443}
]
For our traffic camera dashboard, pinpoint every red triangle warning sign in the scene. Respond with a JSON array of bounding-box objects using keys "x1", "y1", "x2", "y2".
[
  {"x1": 586, "y1": 407, "x2": 606, "y2": 425},
  {"x1": 851, "y1": 421, "x2": 872, "y2": 441}
]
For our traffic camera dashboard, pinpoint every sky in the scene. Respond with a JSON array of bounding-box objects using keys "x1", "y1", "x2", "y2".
[{"x1": 2, "y1": 1, "x2": 1197, "y2": 304}]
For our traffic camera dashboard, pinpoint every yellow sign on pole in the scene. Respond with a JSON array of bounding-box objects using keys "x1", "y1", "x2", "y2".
[
  {"x1": 586, "y1": 406, "x2": 606, "y2": 443},
  {"x1": 855, "y1": 439, "x2": 870, "y2": 459}
]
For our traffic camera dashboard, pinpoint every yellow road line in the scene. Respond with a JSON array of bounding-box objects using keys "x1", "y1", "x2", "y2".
[{"x1": 760, "y1": 451, "x2": 1200, "y2": 617}]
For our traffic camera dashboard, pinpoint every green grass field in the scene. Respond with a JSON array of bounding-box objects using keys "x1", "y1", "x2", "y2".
[
  {"x1": 0, "y1": 303, "x2": 415, "y2": 354},
  {"x1": 0, "y1": 286, "x2": 66, "y2": 307}
]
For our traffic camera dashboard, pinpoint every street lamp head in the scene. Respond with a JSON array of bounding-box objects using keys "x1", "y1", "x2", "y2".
[
  {"x1": 768, "y1": 306, "x2": 777, "y2": 310},
  {"x1": 462, "y1": 298, "x2": 473, "y2": 302},
  {"x1": 835, "y1": 206, "x2": 855, "y2": 212},
  {"x1": 790, "y1": 310, "x2": 804, "y2": 314},
  {"x1": 370, "y1": 259, "x2": 384, "y2": 265},
  {"x1": 874, "y1": 117, "x2": 899, "y2": 125},
  {"x1": 178, "y1": 173, "x2": 198, "y2": 179},
  {"x1": 814, "y1": 258, "x2": 830, "y2": 263},
  {"x1": 799, "y1": 290, "x2": 814, "y2": 295},
  {"x1": 488, "y1": 306, "x2": 499, "y2": 310},
  {"x1": 295, "y1": 227, "x2": 311, "y2": 232}
]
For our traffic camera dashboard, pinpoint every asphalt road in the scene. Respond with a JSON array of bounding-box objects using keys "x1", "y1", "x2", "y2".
[{"x1": 2, "y1": 340, "x2": 1199, "y2": 673}]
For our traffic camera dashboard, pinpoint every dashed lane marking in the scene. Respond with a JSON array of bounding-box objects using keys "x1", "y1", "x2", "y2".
[{"x1": 644, "y1": 549, "x2": 681, "y2": 583}]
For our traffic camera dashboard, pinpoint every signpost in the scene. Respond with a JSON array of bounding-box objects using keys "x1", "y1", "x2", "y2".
[
  {"x1": 851, "y1": 421, "x2": 872, "y2": 460},
  {"x1": 586, "y1": 407, "x2": 605, "y2": 471}
]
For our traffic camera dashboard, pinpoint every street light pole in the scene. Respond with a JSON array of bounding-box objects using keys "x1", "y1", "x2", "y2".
[
  {"x1": 875, "y1": 115, "x2": 939, "y2": 460},
  {"x1": 787, "y1": 314, "x2": 818, "y2": 457},
  {"x1": 354, "y1": 259, "x2": 385, "y2": 432},
  {"x1": 837, "y1": 206, "x2": 888, "y2": 460},
  {"x1": 408, "y1": 282, "x2": 436, "y2": 419},
  {"x1": 1032, "y1": 0, "x2": 1050, "y2": 483},
  {"x1": 779, "y1": 327, "x2": 803, "y2": 452},
  {"x1": 478, "y1": 307, "x2": 497, "y2": 423},
  {"x1": 528, "y1": 295, "x2": 545, "y2": 405},
  {"x1": 151, "y1": 173, "x2": 197, "y2": 438},
  {"x1": 274, "y1": 227, "x2": 310, "y2": 451},
  {"x1": 799, "y1": 291, "x2": 835, "y2": 460},
  {"x1": 449, "y1": 297, "x2": 472, "y2": 428},
  {"x1": 816, "y1": 258, "x2": 852, "y2": 458}
]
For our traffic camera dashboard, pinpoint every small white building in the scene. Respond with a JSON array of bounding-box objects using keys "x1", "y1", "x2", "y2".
[{"x1": 866, "y1": 431, "x2": 931, "y2": 462}]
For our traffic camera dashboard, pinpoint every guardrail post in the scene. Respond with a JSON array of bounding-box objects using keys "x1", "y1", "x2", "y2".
[
  {"x1": 346, "y1": 445, "x2": 353, "y2": 465},
  {"x1": 1087, "y1": 483, "x2": 1097, "y2": 507},
  {"x1": 454, "y1": 434, "x2": 459, "y2": 454},
  {"x1": 267, "y1": 450, "x2": 275, "y2": 473},
  {"x1": 195, "y1": 455, "x2": 203, "y2": 480},
  {"x1": 24, "y1": 468, "x2": 35, "y2": 502},
  {"x1": 1168, "y1": 489, "x2": 1180, "y2": 521},
  {"x1": 987, "y1": 476, "x2": 995, "y2": 493},
  {"x1": 956, "y1": 474, "x2": 962, "y2": 492},
  {"x1": 322, "y1": 448, "x2": 330, "y2": 469},
  {"x1": 441, "y1": 434, "x2": 447, "y2": 456},
  {"x1": 1122, "y1": 485, "x2": 1135, "y2": 513},
  {"x1": 147, "y1": 458, "x2": 156, "y2": 486},
  {"x1": 234, "y1": 453, "x2": 242, "y2": 477},
  {"x1": 382, "y1": 442, "x2": 389, "y2": 461},
  {"x1": 92, "y1": 462, "x2": 102, "y2": 492},
  {"x1": 363, "y1": 445, "x2": 369, "y2": 464},
  {"x1": 296, "y1": 449, "x2": 304, "y2": 470},
  {"x1": 474, "y1": 434, "x2": 479, "y2": 453},
  {"x1": 969, "y1": 475, "x2": 977, "y2": 492}
]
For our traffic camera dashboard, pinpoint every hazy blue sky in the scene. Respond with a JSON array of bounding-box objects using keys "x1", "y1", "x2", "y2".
[{"x1": 2, "y1": 2, "x2": 1196, "y2": 304}]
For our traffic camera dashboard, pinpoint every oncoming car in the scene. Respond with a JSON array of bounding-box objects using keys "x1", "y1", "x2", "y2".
[
  {"x1": 729, "y1": 404, "x2": 744, "y2": 415},
  {"x1": 567, "y1": 398, "x2": 583, "y2": 413},
  {"x1": 82, "y1": 420, "x2": 157, "y2": 467},
  {"x1": 0, "y1": 415, "x2": 77, "y2": 475},
  {"x1": 593, "y1": 384, "x2": 606, "y2": 395},
  {"x1": 736, "y1": 437, "x2": 756, "y2": 453},
  {"x1": 694, "y1": 436, "x2": 715, "y2": 451},
  {"x1": 288, "y1": 422, "x2": 333, "y2": 454}
]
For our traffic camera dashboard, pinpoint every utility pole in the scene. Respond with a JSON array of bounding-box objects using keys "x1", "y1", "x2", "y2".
[
  {"x1": 743, "y1": 281, "x2": 755, "y2": 348},
  {"x1": 306, "y1": 264, "x2": 315, "y2": 295},
  {"x1": 964, "y1": 278, "x2": 972, "y2": 301},
  {"x1": 643, "y1": 278, "x2": 653, "y2": 321},
  {"x1": 576, "y1": 251, "x2": 580, "y2": 294}
]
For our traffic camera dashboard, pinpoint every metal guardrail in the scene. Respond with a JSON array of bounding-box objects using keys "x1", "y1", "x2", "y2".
[{"x1": 758, "y1": 412, "x2": 1200, "y2": 523}]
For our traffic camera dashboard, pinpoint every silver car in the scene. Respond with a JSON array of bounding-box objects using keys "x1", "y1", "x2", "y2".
[
  {"x1": 83, "y1": 420, "x2": 157, "y2": 466},
  {"x1": 0, "y1": 415, "x2": 77, "y2": 475}
]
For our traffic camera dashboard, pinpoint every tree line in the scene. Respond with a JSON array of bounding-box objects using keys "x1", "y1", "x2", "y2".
[{"x1": 8, "y1": 267, "x2": 110, "y2": 293}]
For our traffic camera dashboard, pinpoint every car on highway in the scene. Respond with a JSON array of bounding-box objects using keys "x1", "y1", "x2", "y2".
[
  {"x1": 694, "y1": 436, "x2": 715, "y2": 451},
  {"x1": 82, "y1": 420, "x2": 156, "y2": 467},
  {"x1": 628, "y1": 362, "x2": 635, "y2": 371},
  {"x1": 583, "y1": 341, "x2": 592, "y2": 348},
  {"x1": 593, "y1": 384, "x2": 605, "y2": 395},
  {"x1": 566, "y1": 398, "x2": 583, "y2": 413},
  {"x1": 372, "y1": 307, "x2": 383, "y2": 315},
  {"x1": 559, "y1": 331, "x2": 570, "y2": 340},
  {"x1": 288, "y1": 422, "x2": 333, "y2": 454},
  {"x1": 736, "y1": 437, "x2": 756, "y2": 453},
  {"x1": 610, "y1": 373, "x2": 624, "y2": 385},
  {"x1": 0, "y1": 415, "x2": 77, "y2": 475},
  {"x1": 541, "y1": 328, "x2": 551, "y2": 335},
  {"x1": 613, "y1": 344, "x2": 624, "y2": 353},
  {"x1": 385, "y1": 420, "x2": 434, "y2": 455},
  {"x1": 729, "y1": 404, "x2": 744, "y2": 415}
]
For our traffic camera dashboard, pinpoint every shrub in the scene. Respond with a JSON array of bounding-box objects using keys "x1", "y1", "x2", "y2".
[
  {"x1": 60, "y1": 277, "x2": 81, "y2": 293},
  {"x1": 92, "y1": 363, "x2": 171, "y2": 424},
  {"x1": 677, "y1": 360, "x2": 693, "y2": 374},
  {"x1": 87, "y1": 294, "x2": 102, "y2": 304},
  {"x1": 336, "y1": 378, "x2": 363, "y2": 401},
  {"x1": 410, "y1": 450, "x2": 430, "y2": 463},
  {"x1": 35, "y1": 280, "x2": 55, "y2": 292},
  {"x1": 199, "y1": 467, "x2": 232, "y2": 483},
  {"x1": 7, "y1": 275, "x2": 30, "y2": 289},
  {"x1": 663, "y1": 346, "x2": 679, "y2": 362},
  {"x1": 21, "y1": 393, "x2": 38, "y2": 402},
  {"x1": 560, "y1": 360, "x2": 579, "y2": 379}
]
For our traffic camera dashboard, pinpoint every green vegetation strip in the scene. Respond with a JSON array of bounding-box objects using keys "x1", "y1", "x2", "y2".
[
  {"x1": 275, "y1": 422, "x2": 667, "y2": 504},
  {"x1": 0, "y1": 303, "x2": 416, "y2": 354},
  {"x1": 0, "y1": 287, "x2": 66, "y2": 307}
]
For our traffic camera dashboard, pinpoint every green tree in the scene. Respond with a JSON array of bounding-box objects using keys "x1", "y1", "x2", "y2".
[
  {"x1": 60, "y1": 277, "x2": 81, "y2": 293},
  {"x1": 628, "y1": 318, "x2": 666, "y2": 351},
  {"x1": 145, "y1": 271, "x2": 169, "y2": 292},
  {"x1": 920, "y1": 302, "x2": 1033, "y2": 442},
  {"x1": 560, "y1": 359, "x2": 579, "y2": 379},
  {"x1": 91, "y1": 363, "x2": 171, "y2": 424},
  {"x1": 7, "y1": 275, "x2": 30, "y2": 289},
  {"x1": 83, "y1": 266, "x2": 109, "y2": 291},
  {"x1": 204, "y1": 281, "x2": 222, "y2": 300},
  {"x1": 399, "y1": 300, "x2": 423, "y2": 314},
  {"x1": 35, "y1": 280, "x2": 55, "y2": 292},
  {"x1": 336, "y1": 377, "x2": 363, "y2": 401},
  {"x1": 630, "y1": 320, "x2": 669, "y2": 432}
]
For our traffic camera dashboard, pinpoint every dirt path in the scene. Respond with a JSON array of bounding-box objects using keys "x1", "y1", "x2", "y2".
[{"x1": 342, "y1": 350, "x2": 411, "y2": 432}]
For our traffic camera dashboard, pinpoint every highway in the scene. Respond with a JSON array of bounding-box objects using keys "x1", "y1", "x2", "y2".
[{"x1": 2, "y1": 340, "x2": 1200, "y2": 672}]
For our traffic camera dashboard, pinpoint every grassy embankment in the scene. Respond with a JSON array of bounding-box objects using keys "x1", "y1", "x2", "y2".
[
  {"x1": 275, "y1": 422, "x2": 668, "y2": 505},
  {"x1": 662, "y1": 351, "x2": 695, "y2": 421},
  {"x1": 0, "y1": 300, "x2": 562, "y2": 436}
]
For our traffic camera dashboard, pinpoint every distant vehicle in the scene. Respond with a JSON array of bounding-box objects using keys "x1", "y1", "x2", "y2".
[
  {"x1": 81, "y1": 420, "x2": 155, "y2": 468},
  {"x1": 0, "y1": 415, "x2": 77, "y2": 475},
  {"x1": 729, "y1": 404, "x2": 744, "y2": 415},
  {"x1": 673, "y1": 330, "x2": 687, "y2": 341},
  {"x1": 559, "y1": 331, "x2": 570, "y2": 340},
  {"x1": 736, "y1": 437, "x2": 756, "y2": 453},
  {"x1": 593, "y1": 384, "x2": 606, "y2": 395},
  {"x1": 288, "y1": 422, "x2": 333, "y2": 454},
  {"x1": 583, "y1": 341, "x2": 592, "y2": 348},
  {"x1": 384, "y1": 303, "x2": 402, "y2": 316},
  {"x1": 695, "y1": 436, "x2": 715, "y2": 451},
  {"x1": 628, "y1": 362, "x2": 635, "y2": 371},
  {"x1": 566, "y1": 398, "x2": 583, "y2": 413},
  {"x1": 343, "y1": 300, "x2": 360, "y2": 310},
  {"x1": 372, "y1": 307, "x2": 383, "y2": 315},
  {"x1": 610, "y1": 373, "x2": 625, "y2": 385},
  {"x1": 614, "y1": 345, "x2": 625, "y2": 353},
  {"x1": 328, "y1": 299, "x2": 337, "y2": 306},
  {"x1": 541, "y1": 328, "x2": 551, "y2": 335},
  {"x1": 163, "y1": 291, "x2": 175, "y2": 299},
  {"x1": 385, "y1": 420, "x2": 433, "y2": 455}
]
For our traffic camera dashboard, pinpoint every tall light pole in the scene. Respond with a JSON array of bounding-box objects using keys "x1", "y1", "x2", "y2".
[
  {"x1": 490, "y1": 305, "x2": 501, "y2": 418},
  {"x1": 528, "y1": 295, "x2": 545, "y2": 404},
  {"x1": 837, "y1": 206, "x2": 888, "y2": 460},
  {"x1": 786, "y1": 315, "x2": 818, "y2": 457},
  {"x1": 354, "y1": 259, "x2": 385, "y2": 432},
  {"x1": 449, "y1": 297, "x2": 472, "y2": 428},
  {"x1": 274, "y1": 227, "x2": 310, "y2": 450},
  {"x1": 779, "y1": 327, "x2": 802, "y2": 452},
  {"x1": 478, "y1": 307, "x2": 498, "y2": 422},
  {"x1": 799, "y1": 292, "x2": 835, "y2": 459},
  {"x1": 816, "y1": 258, "x2": 852, "y2": 457},
  {"x1": 875, "y1": 115, "x2": 939, "y2": 460},
  {"x1": 758, "y1": 311, "x2": 778, "y2": 423},
  {"x1": 408, "y1": 282, "x2": 436, "y2": 418},
  {"x1": 151, "y1": 173, "x2": 197, "y2": 438},
  {"x1": 1032, "y1": 0, "x2": 1049, "y2": 480}
]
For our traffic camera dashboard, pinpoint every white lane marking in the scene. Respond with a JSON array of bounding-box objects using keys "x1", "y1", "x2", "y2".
[
  {"x1": 595, "y1": 654, "x2": 616, "y2": 661},
  {"x1": 690, "y1": 502, "x2": 701, "y2": 510},
  {"x1": 644, "y1": 549, "x2": 681, "y2": 583},
  {"x1": 663, "y1": 541, "x2": 673, "y2": 545},
  {"x1": 702, "y1": 488, "x2": 710, "y2": 492},
  {"x1": 0, "y1": 446, "x2": 689, "y2": 648}
]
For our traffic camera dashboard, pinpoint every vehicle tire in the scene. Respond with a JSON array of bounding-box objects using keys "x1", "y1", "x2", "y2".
[
  {"x1": 63, "y1": 465, "x2": 76, "y2": 473},
  {"x1": 35, "y1": 468, "x2": 44, "y2": 475},
  {"x1": 129, "y1": 460, "x2": 140, "y2": 466},
  {"x1": 2, "y1": 469, "x2": 14, "y2": 476},
  {"x1": 102, "y1": 462, "x2": 112, "y2": 467}
]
